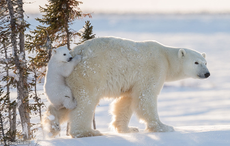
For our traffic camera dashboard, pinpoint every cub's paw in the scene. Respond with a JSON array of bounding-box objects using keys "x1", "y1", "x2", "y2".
[
  {"x1": 48, "y1": 122, "x2": 61, "y2": 138},
  {"x1": 63, "y1": 97, "x2": 77, "y2": 109},
  {"x1": 42, "y1": 114, "x2": 61, "y2": 138},
  {"x1": 44, "y1": 121, "x2": 61, "y2": 138},
  {"x1": 51, "y1": 122, "x2": 60, "y2": 132}
]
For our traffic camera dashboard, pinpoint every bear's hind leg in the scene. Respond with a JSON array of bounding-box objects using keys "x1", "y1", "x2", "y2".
[{"x1": 110, "y1": 96, "x2": 138, "y2": 133}]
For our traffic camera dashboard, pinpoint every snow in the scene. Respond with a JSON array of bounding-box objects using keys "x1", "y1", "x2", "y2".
[
  {"x1": 37, "y1": 126, "x2": 230, "y2": 146},
  {"x1": 21, "y1": 13, "x2": 230, "y2": 145},
  {"x1": 47, "y1": 115, "x2": 55, "y2": 121}
]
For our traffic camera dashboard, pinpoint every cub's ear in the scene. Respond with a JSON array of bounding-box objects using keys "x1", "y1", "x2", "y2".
[
  {"x1": 201, "y1": 52, "x2": 206, "y2": 58},
  {"x1": 52, "y1": 49, "x2": 57, "y2": 54},
  {"x1": 178, "y1": 49, "x2": 186, "y2": 58}
]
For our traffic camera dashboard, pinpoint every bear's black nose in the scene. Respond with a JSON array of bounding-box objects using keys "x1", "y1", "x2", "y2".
[
  {"x1": 68, "y1": 57, "x2": 73, "y2": 62},
  {"x1": 205, "y1": 72, "x2": 210, "y2": 78}
]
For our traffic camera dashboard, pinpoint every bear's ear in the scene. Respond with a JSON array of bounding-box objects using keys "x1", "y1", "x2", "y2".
[
  {"x1": 52, "y1": 49, "x2": 57, "y2": 54},
  {"x1": 178, "y1": 49, "x2": 186, "y2": 58},
  {"x1": 202, "y1": 52, "x2": 206, "y2": 58}
]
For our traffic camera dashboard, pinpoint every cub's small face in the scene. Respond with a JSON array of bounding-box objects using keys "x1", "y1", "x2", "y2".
[
  {"x1": 52, "y1": 47, "x2": 73, "y2": 63},
  {"x1": 179, "y1": 49, "x2": 210, "y2": 79}
]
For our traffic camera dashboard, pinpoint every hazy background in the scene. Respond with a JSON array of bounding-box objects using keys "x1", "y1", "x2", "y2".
[{"x1": 24, "y1": 0, "x2": 230, "y2": 14}]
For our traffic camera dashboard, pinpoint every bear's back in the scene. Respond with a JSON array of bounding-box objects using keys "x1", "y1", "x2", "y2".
[{"x1": 72, "y1": 37, "x2": 165, "y2": 60}]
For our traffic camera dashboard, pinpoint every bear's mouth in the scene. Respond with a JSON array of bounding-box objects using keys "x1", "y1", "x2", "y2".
[{"x1": 197, "y1": 75, "x2": 205, "y2": 79}]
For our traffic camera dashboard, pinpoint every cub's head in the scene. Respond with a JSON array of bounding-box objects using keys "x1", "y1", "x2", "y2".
[
  {"x1": 52, "y1": 46, "x2": 73, "y2": 63},
  {"x1": 178, "y1": 48, "x2": 210, "y2": 79}
]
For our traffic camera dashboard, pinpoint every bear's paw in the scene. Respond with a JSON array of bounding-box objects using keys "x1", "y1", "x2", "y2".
[
  {"x1": 147, "y1": 123, "x2": 174, "y2": 132},
  {"x1": 123, "y1": 127, "x2": 139, "y2": 133},
  {"x1": 126, "y1": 127, "x2": 139, "y2": 133},
  {"x1": 70, "y1": 129, "x2": 103, "y2": 138},
  {"x1": 115, "y1": 127, "x2": 139, "y2": 133}
]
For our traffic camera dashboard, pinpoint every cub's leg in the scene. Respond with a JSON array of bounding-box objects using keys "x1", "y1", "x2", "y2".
[
  {"x1": 62, "y1": 87, "x2": 77, "y2": 109},
  {"x1": 42, "y1": 105, "x2": 70, "y2": 138}
]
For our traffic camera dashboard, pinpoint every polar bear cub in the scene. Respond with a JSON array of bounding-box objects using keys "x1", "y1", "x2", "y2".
[{"x1": 44, "y1": 46, "x2": 81, "y2": 110}]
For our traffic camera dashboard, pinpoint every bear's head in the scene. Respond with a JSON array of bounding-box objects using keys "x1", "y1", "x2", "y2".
[
  {"x1": 52, "y1": 46, "x2": 73, "y2": 63},
  {"x1": 178, "y1": 49, "x2": 210, "y2": 79}
]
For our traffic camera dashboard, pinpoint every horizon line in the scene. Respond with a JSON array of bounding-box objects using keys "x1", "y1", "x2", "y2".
[{"x1": 25, "y1": 11, "x2": 230, "y2": 16}]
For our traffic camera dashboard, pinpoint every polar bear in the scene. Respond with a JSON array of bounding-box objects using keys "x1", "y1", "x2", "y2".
[
  {"x1": 46, "y1": 37, "x2": 210, "y2": 138},
  {"x1": 44, "y1": 46, "x2": 81, "y2": 110}
]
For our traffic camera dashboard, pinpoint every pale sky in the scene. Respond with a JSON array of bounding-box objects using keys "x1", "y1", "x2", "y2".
[{"x1": 24, "y1": 0, "x2": 230, "y2": 14}]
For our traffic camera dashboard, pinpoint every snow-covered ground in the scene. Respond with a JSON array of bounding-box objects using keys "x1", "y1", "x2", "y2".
[
  {"x1": 36, "y1": 126, "x2": 230, "y2": 146},
  {"x1": 25, "y1": 14, "x2": 230, "y2": 145}
]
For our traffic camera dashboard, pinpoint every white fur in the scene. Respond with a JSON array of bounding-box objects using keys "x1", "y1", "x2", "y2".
[
  {"x1": 42, "y1": 105, "x2": 70, "y2": 138},
  {"x1": 44, "y1": 46, "x2": 81, "y2": 110},
  {"x1": 46, "y1": 37, "x2": 210, "y2": 138}
]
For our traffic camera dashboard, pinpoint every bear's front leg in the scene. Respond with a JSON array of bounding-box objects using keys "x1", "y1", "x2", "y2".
[
  {"x1": 69, "y1": 90, "x2": 102, "y2": 138},
  {"x1": 133, "y1": 91, "x2": 174, "y2": 132}
]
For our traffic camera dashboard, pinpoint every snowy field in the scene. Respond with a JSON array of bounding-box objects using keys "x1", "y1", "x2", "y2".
[{"x1": 24, "y1": 14, "x2": 230, "y2": 145}]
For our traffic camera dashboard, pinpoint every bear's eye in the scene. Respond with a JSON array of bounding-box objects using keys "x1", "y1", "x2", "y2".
[
  {"x1": 205, "y1": 63, "x2": 207, "y2": 65},
  {"x1": 195, "y1": 62, "x2": 199, "y2": 65},
  {"x1": 63, "y1": 53, "x2": 66, "y2": 56}
]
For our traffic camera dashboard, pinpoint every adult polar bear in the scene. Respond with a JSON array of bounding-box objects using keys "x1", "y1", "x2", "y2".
[{"x1": 63, "y1": 37, "x2": 210, "y2": 138}]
